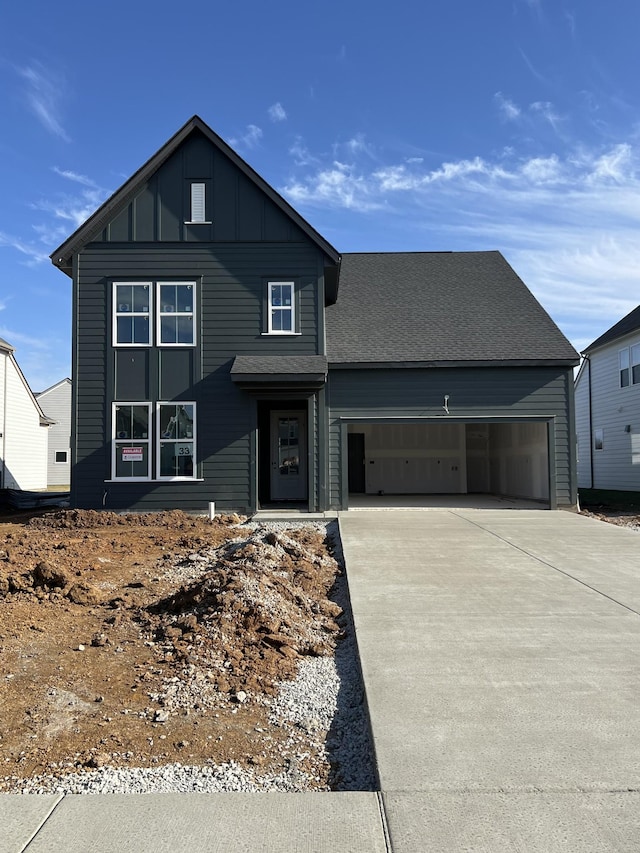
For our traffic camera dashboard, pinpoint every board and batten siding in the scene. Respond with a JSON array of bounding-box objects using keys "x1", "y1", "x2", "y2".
[
  {"x1": 576, "y1": 337, "x2": 640, "y2": 491},
  {"x1": 36, "y1": 379, "x2": 71, "y2": 486},
  {"x1": 0, "y1": 350, "x2": 48, "y2": 490},
  {"x1": 73, "y1": 242, "x2": 326, "y2": 512},
  {"x1": 327, "y1": 365, "x2": 576, "y2": 509}
]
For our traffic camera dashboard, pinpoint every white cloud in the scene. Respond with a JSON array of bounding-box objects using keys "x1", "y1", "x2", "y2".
[
  {"x1": 0, "y1": 231, "x2": 50, "y2": 265},
  {"x1": 229, "y1": 124, "x2": 263, "y2": 150},
  {"x1": 268, "y1": 102, "x2": 287, "y2": 122},
  {"x1": 17, "y1": 61, "x2": 70, "y2": 142},
  {"x1": 530, "y1": 101, "x2": 564, "y2": 135},
  {"x1": 495, "y1": 92, "x2": 521, "y2": 121},
  {"x1": 31, "y1": 168, "x2": 111, "y2": 231}
]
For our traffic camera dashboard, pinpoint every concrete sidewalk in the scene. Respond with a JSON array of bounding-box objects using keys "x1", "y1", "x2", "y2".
[
  {"x1": 340, "y1": 509, "x2": 640, "y2": 852},
  {"x1": 4, "y1": 508, "x2": 640, "y2": 852}
]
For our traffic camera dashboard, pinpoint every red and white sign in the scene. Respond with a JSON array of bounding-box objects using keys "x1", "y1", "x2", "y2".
[{"x1": 121, "y1": 447, "x2": 144, "y2": 462}]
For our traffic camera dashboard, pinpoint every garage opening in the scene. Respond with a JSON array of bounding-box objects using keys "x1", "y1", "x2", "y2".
[{"x1": 347, "y1": 421, "x2": 549, "y2": 506}]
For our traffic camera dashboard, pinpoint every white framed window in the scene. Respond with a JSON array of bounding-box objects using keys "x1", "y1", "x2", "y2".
[
  {"x1": 55, "y1": 451, "x2": 68, "y2": 464},
  {"x1": 188, "y1": 182, "x2": 209, "y2": 223},
  {"x1": 157, "y1": 402, "x2": 196, "y2": 479},
  {"x1": 113, "y1": 283, "x2": 152, "y2": 345},
  {"x1": 158, "y1": 282, "x2": 196, "y2": 345},
  {"x1": 632, "y1": 344, "x2": 640, "y2": 385},
  {"x1": 112, "y1": 403, "x2": 152, "y2": 480},
  {"x1": 594, "y1": 428, "x2": 604, "y2": 451},
  {"x1": 267, "y1": 281, "x2": 295, "y2": 334}
]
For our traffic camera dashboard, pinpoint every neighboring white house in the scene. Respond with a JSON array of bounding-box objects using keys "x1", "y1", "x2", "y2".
[
  {"x1": 575, "y1": 305, "x2": 640, "y2": 491},
  {"x1": 0, "y1": 337, "x2": 52, "y2": 490},
  {"x1": 36, "y1": 378, "x2": 72, "y2": 488}
]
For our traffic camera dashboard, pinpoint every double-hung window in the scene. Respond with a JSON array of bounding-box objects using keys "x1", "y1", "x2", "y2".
[
  {"x1": 158, "y1": 403, "x2": 196, "y2": 479},
  {"x1": 113, "y1": 403, "x2": 152, "y2": 479},
  {"x1": 111, "y1": 402, "x2": 196, "y2": 480},
  {"x1": 267, "y1": 281, "x2": 295, "y2": 334},
  {"x1": 113, "y1": 281, "x2": 196, "y2": 346},
  {"x1": 114, "y1": 283, "x2": 152, "y2": 345},
  {"x1": 619, "y1": 344, "x2": 640, "y2": 387},
  {"x1": 158, "y1": 283, "x2": 195, "y2": 345}
]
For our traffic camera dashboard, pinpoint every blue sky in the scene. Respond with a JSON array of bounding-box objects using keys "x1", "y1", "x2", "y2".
[{"x1": 1, "y1": 0, "x2": 639, "y2": 390}]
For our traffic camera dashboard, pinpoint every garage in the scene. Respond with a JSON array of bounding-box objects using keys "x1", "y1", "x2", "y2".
[{"x1": 346, "y1": 420, "x2": 550, "y2": 505}]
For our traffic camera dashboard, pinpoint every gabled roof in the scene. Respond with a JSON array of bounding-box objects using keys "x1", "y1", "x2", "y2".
[
  {"x1": 582, "y1": 304, "x2": 640, "y2": 354},
  {"x1": 0, "y1": 338, "x2": 54, "y2": 425},
  {"x1": 326, "y1": 251, "x2": 579, "y2": 366},
  {"x1": 0, "y1": 337, "x2": 15, "y2": 353},
  {"x1": 35, "y1": 377, "x2": 72, "y2": 398},
  {"x1": 50, "y1": 116, "x2": 339, "y2": 275}
]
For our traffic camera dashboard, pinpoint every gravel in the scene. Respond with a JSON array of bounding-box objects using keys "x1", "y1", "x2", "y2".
[{"x1": 3, "y1": 521, "x2": 377, "y2": 795}]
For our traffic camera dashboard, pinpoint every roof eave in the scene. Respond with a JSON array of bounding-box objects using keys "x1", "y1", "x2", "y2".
[{"x1": 328, "y1": 358, "x2": 580, "y2": 369}]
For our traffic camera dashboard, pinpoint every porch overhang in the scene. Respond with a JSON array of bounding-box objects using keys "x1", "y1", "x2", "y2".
[{"x1": 230, "y1": 355, "x2": 328, "y2": 390}]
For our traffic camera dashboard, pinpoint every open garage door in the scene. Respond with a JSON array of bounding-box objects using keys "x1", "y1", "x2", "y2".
[{"x1": 347, "y1": 421, "x2": 550, "y2": 504}]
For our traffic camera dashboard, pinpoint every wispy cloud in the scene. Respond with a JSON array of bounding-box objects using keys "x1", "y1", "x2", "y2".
[
  {"x1": 0, "y1": 231, "x2": 50, "y2": 265},
  {"x1": 268, "y1": 102, "x2": 287, "y2": 122},
  {"x1": 495, "y1": 92, "x2": 521, "y2": 122},
  {"x1": 30, "y1": 168, "x2": 111, "y2": 231},
  {"x1": 17, "y1": 61, "x2": 70, "y2": 142},
  {"x1": 530, "y1": 101, "x2": 564, "y2": 136},
  {"x1": 281, "y1": 135, "x2": 640, "y2": 349},
  {"x1": 228, "y1": 124, "x2": 263, "y2": 150}
]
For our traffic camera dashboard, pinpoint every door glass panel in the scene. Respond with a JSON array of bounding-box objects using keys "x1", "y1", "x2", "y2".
[{"x1": 278, "y1": 417, "x2": 299, "y2": 476}]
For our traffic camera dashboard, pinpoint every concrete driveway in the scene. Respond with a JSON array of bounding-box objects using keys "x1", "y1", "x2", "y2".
[{"x1": 339, "y1": 509, "x2": 640, "y2": 852}]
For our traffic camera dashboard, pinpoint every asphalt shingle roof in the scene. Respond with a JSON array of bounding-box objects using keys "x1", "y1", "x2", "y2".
[
  {"x1": 230, "y1": 356, "x2": 328, "y2": 376},
  {"x1": 325, "y1": 251, "x2": 579, "y2": 365},
  {"x1": 582, "y1": 304, "x2": 640, "y2": 353}
]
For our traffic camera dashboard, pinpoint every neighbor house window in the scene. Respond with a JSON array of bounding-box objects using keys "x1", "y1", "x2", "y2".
[
  {"x1": 632, "y1": 344, "x2": 640, "y2": 384},
  {"x1": 158, "y1": 282, "x2": 195, "y2": 345},
  {"x1": 113, "y1": 281, "x2": 196, "y2": 347},
  {"x1": 594, "y1": 428, "x2": 604, "y2": 451},
  {"x1": 267, "y1": 282, "x2": 295, "y2": 333},
  {"x1": 114, "y1": 283, "x2": 152, "y2": 345},
  {"x1": 157, "y1": 403, "x2": 196, "y2": 479},
  {"x1": 55, "y1": 451, "x2": 68, "y2": 463},
  {"x1": 113, "y1": 403, "x2": 152, "y2": 479}
]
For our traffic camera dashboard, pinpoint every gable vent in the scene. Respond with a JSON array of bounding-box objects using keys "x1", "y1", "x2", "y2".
[{"x1": 190, "y1": 182, "x2": 206, "y2": 223}]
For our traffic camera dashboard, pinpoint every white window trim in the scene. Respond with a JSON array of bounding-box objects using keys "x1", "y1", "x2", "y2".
[
  {"x1": 113, "y1": 282, "x2": 153, "y2": 347},
  {"x1": 185, "y1": 182, "x2": 212, "y2": 224},
  {"x1": 156, "y1": 282, "x2": 197, "y2": 347},
  {"x1": 156, "y1": 401, "x2": 197, "y2": 480},
  {"x1": 267, "y1": 281, "x2": 297, "y2": 335},
  {"x1": 112, "y1": 402, "x2": 152, "y2": 480}
]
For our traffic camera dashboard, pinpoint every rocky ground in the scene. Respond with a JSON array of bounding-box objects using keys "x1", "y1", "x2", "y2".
[
  {"x1": 0, "y1": 510, "x2": 375, "y2": 794},
  {"x1": 581, "y1": 508, "x2": 640, "y2": 531}
]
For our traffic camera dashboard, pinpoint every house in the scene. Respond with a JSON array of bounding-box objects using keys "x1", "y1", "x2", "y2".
[
  {"x1": 575, "y1": 306, "x2": 640, "y2": 491},
  {"x1": 0, "y1": 337, "x2": 51, "y2": 490},
  {"x1": 36, "y1": 378, "x2": 72, "y2": 489},
  {"x1": 50, "y1": 116, "x2": 580, "y2": 513}
]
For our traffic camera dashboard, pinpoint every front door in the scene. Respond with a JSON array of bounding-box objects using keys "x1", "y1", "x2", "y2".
[{"x1": 270, "y1": 410, "x2": 307, "y2": 501}]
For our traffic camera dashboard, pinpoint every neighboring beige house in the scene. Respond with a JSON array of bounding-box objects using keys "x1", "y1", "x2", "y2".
[
  {"x1": 36, "y1": 378, "x2": 72, "y2": 489},
  {"x1": 0, "y1": 337, "x2": 51, "y2": 490}
]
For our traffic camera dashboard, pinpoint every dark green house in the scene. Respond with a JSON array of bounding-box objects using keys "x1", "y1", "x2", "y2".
[{"x1": 51, "y1": 116, "x2": 579, "y2": 513}]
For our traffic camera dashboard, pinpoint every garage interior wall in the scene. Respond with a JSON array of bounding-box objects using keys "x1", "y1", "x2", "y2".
[{"x1": 347, "y1": 421, "x2": 549, "y2": 501}]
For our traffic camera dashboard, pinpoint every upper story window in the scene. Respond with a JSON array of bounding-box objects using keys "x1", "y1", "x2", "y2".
[
  {"x1": 619, "y1": 344, "x2": 640, "y2": 388},
  {"x1": 267, "y1": 281, "x2": 296, "y2": 334},
  {"x1": 158, "y1": 283, "x2": 195, "y2": 345},
  {"x1": 114, "y1": 282, "x2": 196, "y2": 347},
  {"x1": 114, "y1": 283, "x2": 151, "y2": 346}
]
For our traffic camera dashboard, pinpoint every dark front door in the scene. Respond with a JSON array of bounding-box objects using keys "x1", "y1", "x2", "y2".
[
  {"x1": 348, "y1": 432, "x2": 366, "y2": 493},
  {"x1": 270, "y1": 410, "x2": 307, "y2": 501}
]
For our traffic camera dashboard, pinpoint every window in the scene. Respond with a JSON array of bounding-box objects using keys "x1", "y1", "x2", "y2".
[
  {"x1": 55, "y1": 451, "x2": 68, "y2": 464},
  {"x1": 267, "y1": 281, "x2": 295, "y2": 334},
  {"x1": 632, "y1": 344, "x2": 640, "y2": 384},
  {"x1": 158, "y1": 283, "x2": 195, "y2": 345},
  {"x1": 113, "y1": 403, "x2": 152, "y2": 479},
  {"x1": 594, "y1": 428, "x2": 604, "y2": 451},
  {"x1": 111, "y1": 402, "x2": 196, "y2": 480},
  {"x1": 113, "y1": 281, "x2": 196, "y2": 347},
  {"x1": 158, "y1": 403, "x2": 195, "y2": 479},
  {"x1": 114, "y1": 283, "x2": 151, "y2": 345}
]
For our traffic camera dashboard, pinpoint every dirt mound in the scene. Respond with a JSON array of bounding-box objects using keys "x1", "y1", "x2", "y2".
[{"x1": 0, "y1": 510, "x2": 342, "y2": 788}]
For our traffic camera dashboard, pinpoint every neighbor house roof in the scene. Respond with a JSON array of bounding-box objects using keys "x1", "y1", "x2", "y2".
[
  {"x1": 50, "y1": 115, "x2": 340, "y2": 275},
  {"x1": 0, "y1": 337, "x2": 14, "y2": 353},
  {"x1": 582, "y1": 305, "x2": 640, "y2": 354},
  {"x1": 325, "y1": 251, "x2": 579, "y2": 366}
]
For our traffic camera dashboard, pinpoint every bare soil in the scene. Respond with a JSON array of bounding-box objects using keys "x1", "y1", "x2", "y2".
[{"x1": 0, "y1": 510, "x2": 343, "y2": 790}]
